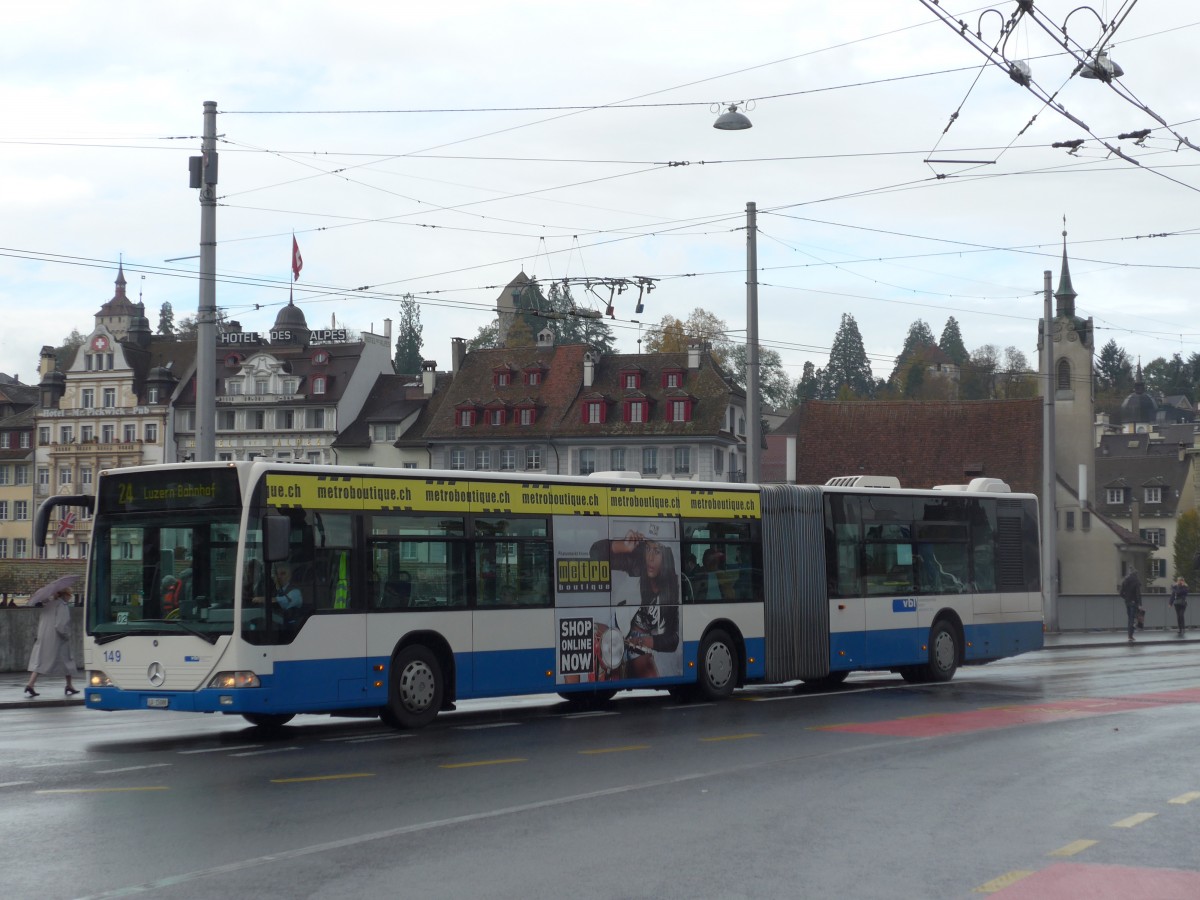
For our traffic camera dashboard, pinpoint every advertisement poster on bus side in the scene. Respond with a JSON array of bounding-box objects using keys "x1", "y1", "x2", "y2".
[{"x1": 554, "y1": 516, "x2": 682, "y2": 685}]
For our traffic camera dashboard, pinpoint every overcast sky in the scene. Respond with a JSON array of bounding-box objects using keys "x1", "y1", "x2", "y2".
[{"x1": 4, "y1": 1, "x2": 1199, "y2": 390}]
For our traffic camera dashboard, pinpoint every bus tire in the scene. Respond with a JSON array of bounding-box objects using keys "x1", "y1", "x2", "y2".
[
  {"x1": 924, "y1": 620, "x2": 959, "y2": 682},
  {"x1": 696, "y1": 628, "x2": 738, "y2": 701},
  {"x1": 387, "y1": 645, "x2": 443, "y2": 729},
  {"x1": 898, "y1": 666, "x2": 927, "y2": 684},
  {"x1": 242, "y1": 713, "x2": 294, "y2": 729},
  {"x1": 801, "y1": 670, "x2": 849, "y2": 689}
]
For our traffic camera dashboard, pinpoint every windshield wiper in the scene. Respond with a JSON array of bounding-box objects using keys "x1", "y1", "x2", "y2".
[{"x1": 93, "y1": 619, "x2": 219, "y2": 645}]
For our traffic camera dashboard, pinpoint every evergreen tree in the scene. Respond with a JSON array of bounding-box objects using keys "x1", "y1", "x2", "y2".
[
  {"x1": 795, "y1": 361, "x2": 821, "y2": 402},
  {"x1": 900, "y1": 319, "x2": 937, "y2": 359},
  {"x1": 157, "y1": 301, "x2": 176, "y2": 336},
  {"x1": 545, "y1": 282, "x2": 617, "y2": 353},
  {"x1": 1143, "y1": 354, "x2": 1191, "y2": 398},
  {"x1": 821, "y1": 313, "x2": 874, "y2": 399},
  {"x1": 176, "y1": 315, "x2": 198, "y2": 337},
  {"x1": 393, "y1": 297, "x2": 424, "y2": 374},
  {"x1": 1095, "y1": 339, "x2": 1133, "y2": 395},
  {"x1": 1173, "y1": 509, "x2": 1200, "y2": 584},
  {"x1": 938, "y1": 316, "x2": 968, "y2": 366}
]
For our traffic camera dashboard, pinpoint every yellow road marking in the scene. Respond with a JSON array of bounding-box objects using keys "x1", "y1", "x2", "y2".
[
  {"x1": 1048, "y1": 839, "x2": 1097, "y2": 857},
  {"x1": 1169, "y1": 791, "x2": 1200, "y2": 805},
  {"x1": 1112, "y1": 812, "x2": 1156, "y2": 828},
  {"x1": 700, "y1": 733, "x2": 762, "y2": 743},
  {"x1": 270, "y1": 773, "x2": 376, "y2": 784},
  {"x1": 439, "y1": 758, "x2": 527, "y2": 769},
  {"x1": 972, "y1": 870, "x2": 1035, "y2": 893},
  {"x1": 36, "y1": 786, "x2": 169, "y2": 794},
  {"x1": 578, "y1": 745, "x2": 650, "y2": 755}
]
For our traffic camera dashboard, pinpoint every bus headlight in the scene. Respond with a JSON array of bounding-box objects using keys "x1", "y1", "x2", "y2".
[
  {"x1": 88, "y1": 671, "x2": 113, "y2": 687},
  {"x1": 207, "y1": 671, "x2": 261, "y2": 689}
]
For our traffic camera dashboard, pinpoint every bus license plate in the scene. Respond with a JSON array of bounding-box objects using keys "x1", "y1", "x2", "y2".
[{"x1": 146, "y1": 697, "x2": 169, "y2": 709}]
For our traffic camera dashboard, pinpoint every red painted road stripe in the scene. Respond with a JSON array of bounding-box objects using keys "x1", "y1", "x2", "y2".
[
  {"x1": 993, "y1": 862, "x2": 1200, "y2": 899},
  {"x1": 818, "y1": 687, "x2": 1200, "y2": 738}
]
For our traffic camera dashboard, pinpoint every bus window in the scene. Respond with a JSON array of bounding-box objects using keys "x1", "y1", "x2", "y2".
[
  {"x1": 968, "y1": 500, "x2": 998, "y2": 592},
  {"x1": 824, "y1": 494, "x2": 862, "y2": 598},
  {"x1": 914, "y1": 498, "x2": 969, "y2": 594},
  {"x1": 861, "y1": 495, "x2": 914, "y2": 595},
  {"x1": 367, "y1": 513, "x2": 467, "y2": 610},
  {"x1": 473, "y1": 517, "x2": 551, "y2": 607},
  {"x1": 681, "y1": 519, "x2": 761, "y2": 603}
]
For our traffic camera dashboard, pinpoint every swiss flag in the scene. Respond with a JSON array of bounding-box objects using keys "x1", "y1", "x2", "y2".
[{"x1": 291, "y1": 235, "x2": 303, "y2": 282}]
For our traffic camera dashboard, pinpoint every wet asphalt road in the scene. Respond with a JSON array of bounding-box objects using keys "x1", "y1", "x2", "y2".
[{"x1": 2, "y1": 641, "x2": 1198, "y2": 900}]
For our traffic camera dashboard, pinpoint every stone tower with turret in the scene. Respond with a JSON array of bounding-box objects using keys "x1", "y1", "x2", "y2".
[{"x1": 1038, "y1": 229, "x2": 1096, "y2": 508}]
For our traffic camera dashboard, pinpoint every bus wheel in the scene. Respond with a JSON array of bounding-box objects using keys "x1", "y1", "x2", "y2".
[
  {"x1": 924, "y1": 620, "x2": 959, "y2": 682},
  {"x1": 898, "y1": 667, "x2": 927, "y2": 684},
  {"x1": 696, "y1": 629, "x2": 738, "y2": 701},
  {"x1": 801, "y1": 670, "x2": 849, "y2": 689},
  {"x1": 242, "y1": 713, "x2": 294, "y2": 729},
  {"x1": 387, "y1": 645, "x2": 443, "y2": 729}
]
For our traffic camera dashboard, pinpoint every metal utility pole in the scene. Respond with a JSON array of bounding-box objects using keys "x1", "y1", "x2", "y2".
[
  {"x1": 745, "y1": 202, "x2": 761, "y2": 484},
  {"x1": 1042, "y1": 269, "x2": 1058, "y2": 631},
  {"x1": 192, "y1": 101, "x2": 218, "y2": 462}
]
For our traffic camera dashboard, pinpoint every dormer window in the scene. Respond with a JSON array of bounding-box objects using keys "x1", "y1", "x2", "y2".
[
  {"x1": 494, "y1": 370, "x2": 511, "y2": 387},
  {"x1": 622, "y1": 372, "x2": 642, "y2": 390},
  {"x1": 583, "y1": 401, "x2": 607, "y2": 424},
  {"x1": 312, "y1": 376, "x2": 326, "y2": 395},
  {"x1": 669, "y1": 399, "x2": 692, "y2": 423},
  {"x1": 459, "y1": 409, "x2": 477, "y2": 427},
  {"x1": 224, "y1": 353, "x2": 243, "y2": 368},
  {"x1": 312, "y1": 350, "x2": 330, "y2": 365},
  {"x1": 526, "y1": 371, "x2": 541, "y2": 386},
  {"x1": 490, "y1": 409, "x2": 506, "y2": 426},
  {"x1": 1145, "y1": 486, "x2": 1162, "y2": 504},
  {"x1": 662, "y1": 369, "x2": 684, "y2": 389},
  {"x1": 518, "y1": 407, "x2": 537, "y2": 426},
  {"x1": 624, "y1": 399, "x2": 648, "y2": 423}
]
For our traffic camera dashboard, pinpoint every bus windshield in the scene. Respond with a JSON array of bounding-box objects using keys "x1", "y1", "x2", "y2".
[{"x1": 88, "y1": 510, "x2": 242, "y2": 643}]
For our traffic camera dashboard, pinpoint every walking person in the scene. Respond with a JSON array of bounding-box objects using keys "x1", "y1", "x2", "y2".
[
  {"x1": 1119, "y1": 569, "x2": 1142, "y2": 642},
  {"x1": 24, "y1": 575, "x2": 80, "y2": 697},
  {"x1": 1169, "y1": 576, "x2": 1189, "y2": 637}
]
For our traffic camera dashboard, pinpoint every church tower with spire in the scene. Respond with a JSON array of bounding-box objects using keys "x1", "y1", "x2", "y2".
[{"x1": 1038, "y1": 225, "x2": 1097, "y2": 519}]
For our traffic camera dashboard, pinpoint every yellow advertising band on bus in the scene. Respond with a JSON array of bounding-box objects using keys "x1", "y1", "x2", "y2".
[{"x1": 264, "y1": 474, "x2": 759, "y2": 519}]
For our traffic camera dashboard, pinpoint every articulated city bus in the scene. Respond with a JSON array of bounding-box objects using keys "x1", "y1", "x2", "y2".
[{"x1": 36, "y1": 462, "x2": 1043, "y2": 729}]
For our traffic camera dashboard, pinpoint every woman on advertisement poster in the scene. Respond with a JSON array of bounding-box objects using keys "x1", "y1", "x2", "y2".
[{"x1": 591, "y1": 529, "x2": 680, "y2": 679}]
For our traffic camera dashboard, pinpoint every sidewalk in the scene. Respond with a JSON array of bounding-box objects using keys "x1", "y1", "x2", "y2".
[{"x1": 0, "y1": 630, "x2": 1192, "y2": 711}]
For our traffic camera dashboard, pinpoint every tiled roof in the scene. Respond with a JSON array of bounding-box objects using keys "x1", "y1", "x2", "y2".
[
  {"x1": 422, "y1": 344, "x2": 589, "y2": 440},
  {"x1": 557, "y1": 351, "x2": 736, "y2": 438},
  {"x1": 784, "y1": 399, "x2": 1042, "y2": 493},
  {"x1": 1096, "y1": 437, "x2": 1191, "y2": 517}
]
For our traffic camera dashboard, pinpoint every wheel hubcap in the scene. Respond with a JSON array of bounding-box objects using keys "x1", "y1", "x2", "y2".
[
  {"x1": 933, "y1": 631, "x2": 955, "y2": 671},
  {"x1": 399, "y1": 661, "x2": 435, "y2": 712},
  {"x1": 706, "y1": 642, "x2": 733, "y2": 688}
]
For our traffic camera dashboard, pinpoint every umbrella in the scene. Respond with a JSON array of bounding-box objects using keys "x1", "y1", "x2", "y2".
[{"x1": 28, "y1": 574, "x2": 80, "y2": 607}]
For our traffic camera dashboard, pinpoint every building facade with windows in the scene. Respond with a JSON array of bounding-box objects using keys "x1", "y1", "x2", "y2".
[
  {"x1": 0, "y1": 379, "x2": 37, "y2": 560},
  {"x1": 334, "y1": 363, "x2": 452, "y2": 468},
  {"x1": 34, "y1": 267, "x2": 193, "y2": 560},
  {"x1": 171, "y1": 302, "x2": 394, "y2": 465}
]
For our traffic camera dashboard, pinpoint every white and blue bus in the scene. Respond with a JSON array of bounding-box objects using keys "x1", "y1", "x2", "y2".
[{"x1": 36, "y1": 462, "x2": 1043, "y2": 728}]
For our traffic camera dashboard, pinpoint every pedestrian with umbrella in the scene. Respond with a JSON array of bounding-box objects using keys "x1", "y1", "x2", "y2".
[{"x1": 23, "y1": 574, "x2": 80, "y2": 698}]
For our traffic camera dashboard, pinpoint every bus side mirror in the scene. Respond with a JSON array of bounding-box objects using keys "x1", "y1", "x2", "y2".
[{"x1": 263, "y1": 515, "x2": 291, "y2": 563}]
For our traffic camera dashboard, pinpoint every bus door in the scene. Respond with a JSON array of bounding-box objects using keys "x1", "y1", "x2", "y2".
[
  {"x1": 274, "y1": 512, "x2": 367, "y2": 706},
  {"x1": 471, "y1": 516, "x2": 554, "y2": 696}
]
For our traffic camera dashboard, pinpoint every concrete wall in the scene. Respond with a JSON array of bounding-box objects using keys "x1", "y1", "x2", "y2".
[
  {"x1": 0, "y1": 607, "x2": 85, "y2": 673},
  {"x1": 1057, "y1": 594, "x2": 1196, "y2": 632}
]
